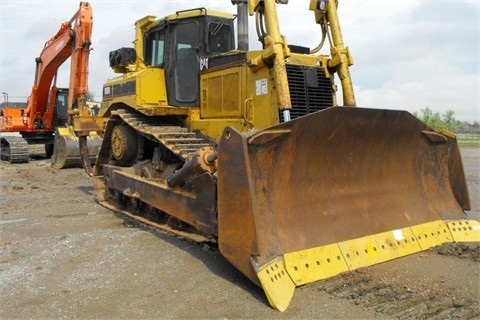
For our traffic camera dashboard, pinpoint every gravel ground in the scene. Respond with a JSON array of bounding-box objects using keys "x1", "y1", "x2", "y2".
[{"x1": 0, "y1": 146, "x2": 478, "y2": 319}]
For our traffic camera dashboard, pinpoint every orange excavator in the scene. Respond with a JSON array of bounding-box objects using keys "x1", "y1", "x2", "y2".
[{"x1": 0, "y1": 2, "x2": 102, "y2": 167}]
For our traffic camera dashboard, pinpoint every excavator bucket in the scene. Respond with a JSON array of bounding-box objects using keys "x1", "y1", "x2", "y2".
[
  {"x1": 216, "y1": 107, "x2": 478, "y2": 311},
  {"x1": 51, "y1": 125, "x2": 102, "y2": 169}
]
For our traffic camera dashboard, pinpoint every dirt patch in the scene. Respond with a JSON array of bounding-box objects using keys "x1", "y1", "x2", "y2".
[
  {"x1": 319, "y1": 263, "x2": 479, "y2": 319},
  {"x1": 433, "y1": 242, "x2": 480, "y2": 262}
]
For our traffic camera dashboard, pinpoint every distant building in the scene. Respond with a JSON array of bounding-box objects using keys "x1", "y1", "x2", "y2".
[
  {"x1": 0, "y1": 102, "x2": 27, "y2": 110},
  {"x1": 0, "y1": 102, "x2": 27, "y2": 116}
]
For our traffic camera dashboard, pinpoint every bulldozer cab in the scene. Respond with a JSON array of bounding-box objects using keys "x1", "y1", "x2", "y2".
[{"x1": 143, "y1": 9, "x2": 235, "y2": 107}]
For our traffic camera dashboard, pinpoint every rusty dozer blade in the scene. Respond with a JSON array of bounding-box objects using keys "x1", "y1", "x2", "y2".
[
  {"x1": 51, "y1": 125, "x2": 102, "y2": 169},
  {"x1": 216, "y1": 107, "x2": 479, "y2": 311}
]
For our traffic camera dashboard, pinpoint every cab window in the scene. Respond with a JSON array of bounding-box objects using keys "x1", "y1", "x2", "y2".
[
  {"x1": 208, "y1": 21, "x2": 233, "y2": 54},
  {"x1": 145, "y1": 29, "x2": 165, "y2": 66}
]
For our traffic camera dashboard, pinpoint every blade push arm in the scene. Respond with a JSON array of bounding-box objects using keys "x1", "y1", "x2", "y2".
[
  {"x1": 248, "y1": 0, "x2": 293, "y2": 121},
  {"x1": 247, "y1": 0, "x2": 356, "y2": 108},
  {"x1": 310, "y1": 0, "x2": 356, "y2": 106}
]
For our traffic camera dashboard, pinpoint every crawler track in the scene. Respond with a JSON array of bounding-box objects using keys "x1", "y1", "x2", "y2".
[
  {"x1": 96, "y1": 108, "x2": 215, "y2": 243},
  {"x1": 113, "y1": 109, "x2": 210, "y2": 162},
  {"x1": 0, "y1": 136, "x2": 29, "y2": 163},
  {"x1": 99, "y1": 195, "x2": 212, "y2": 243}
]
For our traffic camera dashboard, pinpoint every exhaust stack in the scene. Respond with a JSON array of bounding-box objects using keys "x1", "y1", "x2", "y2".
[{"x1": 232, "y1": 0, "x2": 249, "y2": 51}]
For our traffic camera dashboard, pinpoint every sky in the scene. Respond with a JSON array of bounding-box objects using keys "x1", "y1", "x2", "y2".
[{"x1": 0, "y1": 0, "x2": 478, "y2": 122}]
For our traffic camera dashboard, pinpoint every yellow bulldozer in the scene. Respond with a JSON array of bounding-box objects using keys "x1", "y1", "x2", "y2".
[{"x1": 79, "y1": 0, "x2": 479, "y2": 311}]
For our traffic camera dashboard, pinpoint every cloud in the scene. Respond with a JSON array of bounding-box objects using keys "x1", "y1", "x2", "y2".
[
  {"x1": 334, "y1": 0, "x2": 478, "y2": 122},
  {"x1": 1, "y1": 0, "x2": 478, "y2": 122}
]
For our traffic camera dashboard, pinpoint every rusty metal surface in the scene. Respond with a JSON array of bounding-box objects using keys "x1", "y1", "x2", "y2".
[{"x1": 216, "y1": 107, "x2": 470, "y2": 284}]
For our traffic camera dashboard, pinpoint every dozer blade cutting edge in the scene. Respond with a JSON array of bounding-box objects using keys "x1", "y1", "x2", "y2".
[
  {"x1": 51, "y1": 126, "x2": 102, "y2": 169},
  {"x1": 216, "y1": 107, "x2": 479, "y2": 311}
]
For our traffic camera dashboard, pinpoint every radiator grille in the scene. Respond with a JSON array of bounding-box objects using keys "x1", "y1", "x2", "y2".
[{"x1": 281, "y1": 64, "x2": 333, "y2": 121}]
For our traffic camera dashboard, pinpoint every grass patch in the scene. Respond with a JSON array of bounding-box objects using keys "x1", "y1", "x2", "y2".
[
  {"x1": 457, "y1": 134, "x2": 480, "y2": 148},
  {"x1": 458, "y1": 140, "x2": 480, "y2": 148}
]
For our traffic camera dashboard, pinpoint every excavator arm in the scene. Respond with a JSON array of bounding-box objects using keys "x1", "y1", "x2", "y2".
[
  {"x1": 67, "y1": 1, "x2": 93, "y2": 121},
  {"x1": 24, "y1": 2, "x2": 93, "y2": 131},
  {"x1": 50, "y1": 2, "x2": 102, "y2": 169}
]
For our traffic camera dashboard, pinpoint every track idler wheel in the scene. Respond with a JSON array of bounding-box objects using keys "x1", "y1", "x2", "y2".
[{"x1": 111, "y1": 125, "x2": 138, "y2": 166}]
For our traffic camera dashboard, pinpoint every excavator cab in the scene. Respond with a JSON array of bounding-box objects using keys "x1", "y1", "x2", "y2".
[{"x1": 53, "y1": 88, "x2": 68, "y2": 126}]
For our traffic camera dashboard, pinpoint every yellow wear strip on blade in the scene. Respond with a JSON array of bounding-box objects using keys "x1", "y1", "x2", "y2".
[
  {"x1": 447, "y1": 220, "x2": 480, "y2": 242},
  {"x1": 283, "y1": 243, "x2": 349, "y2": 285},
  {"x1": 411, "y1": 220, "x2": 454, "y2": 250},
  {"x1": 338, "y1": 227, "x2": 421, "y2": 270},
  {"x1": 256, "y1": 219, "x2": 479, "y2": 311}
]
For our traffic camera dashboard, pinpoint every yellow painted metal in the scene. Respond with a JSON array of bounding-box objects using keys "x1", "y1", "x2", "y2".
[
  {"x1": 254, "y1": 218, "x2": 479, "y2": 311},
  {"x1": 193, "y1": 58, "x2": 282, "y2": 138},
  {"x1": 338, "y1": 228, "x2": 421, "y2": 270},
  {"x1": 411, "y1": 220, "x2": 453, "y2": 250},
  {"x1": 255, "y1": 256, "x2": 295, "y2": 312},
  {"x1": 262, "y1": 0, "x2": 291, "y2": 111},
  {"x1": 167, "y1": 8, "x2": 233, "y2": 20},
  {"x1": 324, "y1": 0, "x2": 356, "y2": 106},
  {"x1": 287, "y1": 53, "x2": 332, "y2": 70},
  {"x1": 447, "y1": 219, "x2": 480, "y2": 242},
  {"x1": 133, "y1": 15, "x2": 156, "y2": 69},
  {"x1": 200, "y1": 67, "x2": 244, "y2": 118},
  {"x1": 137, "y1": 68, "x2": 168, "y2": 106},
  {"x1": 248, "y1": 0, "x2": 262, "y2": 15},
  {"x1": 283, "y1": 243, "x2": 349, "y2": 286}
]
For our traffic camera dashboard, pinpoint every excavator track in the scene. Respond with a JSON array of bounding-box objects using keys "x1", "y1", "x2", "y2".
[
  {"x1": 95, "y1": 108, "x2": 214, "y2": 243},
  {"x1": 0, "y1": 136, "x2": 29, "y2": 163}
]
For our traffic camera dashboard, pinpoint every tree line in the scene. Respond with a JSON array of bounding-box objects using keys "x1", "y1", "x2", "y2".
[{"x1": 413, "y1": 107, "x2": 479, "y2": 134}]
